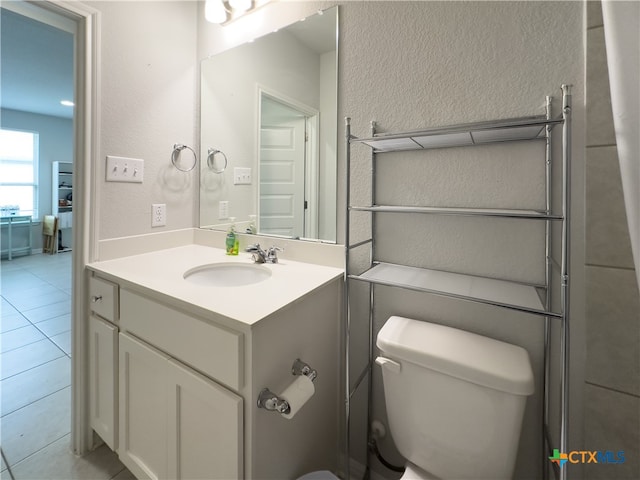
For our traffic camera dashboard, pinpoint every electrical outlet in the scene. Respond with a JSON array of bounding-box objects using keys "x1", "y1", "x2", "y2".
[
  {"x1": 152, "y1": 203, "x2": 166, "y2": 227},
  {"x1": 106, "y1": 156, "x2": 144, "y2": 183},
  {"x1": 219, "y1": 201, "x2": 229, "y2": 219}
]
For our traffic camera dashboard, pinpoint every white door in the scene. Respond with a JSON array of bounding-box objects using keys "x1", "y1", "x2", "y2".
[
  {"x1": 259, "y1": 96, "x2": 306, "y2": 238},
  {"x1": 89, "y1": 315, "x2": 118, "y2": 451},
  {"x1": 166, "y1": 359, "x2": 243, "y2": 480},
  {"x1": 118, "y1": 333, "x2": 169, "y2": 480}
]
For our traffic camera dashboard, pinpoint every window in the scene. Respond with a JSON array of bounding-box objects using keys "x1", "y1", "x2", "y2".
[{"x1": 0, "y1": 128, "x2": 39, "y2": 219}]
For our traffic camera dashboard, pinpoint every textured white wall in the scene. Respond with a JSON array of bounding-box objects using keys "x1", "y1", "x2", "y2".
[{"x1": 95, "y1": 1, "x2": 198, "y2": 241}]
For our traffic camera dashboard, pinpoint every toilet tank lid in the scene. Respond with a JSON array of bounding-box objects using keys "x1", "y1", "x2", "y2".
[{"x1": 376, "y1": 316, "x2": 534, "y2": 395}]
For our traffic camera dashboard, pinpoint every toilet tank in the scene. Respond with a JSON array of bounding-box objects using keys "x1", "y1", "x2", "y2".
[{"x1": 376, "y1": 316, "x2": 534, "y2": 480}]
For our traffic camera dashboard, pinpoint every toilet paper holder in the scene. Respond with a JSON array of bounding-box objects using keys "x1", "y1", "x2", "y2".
[{"x1": 257, "y1": 359, "x2": 317, "y2": 414}]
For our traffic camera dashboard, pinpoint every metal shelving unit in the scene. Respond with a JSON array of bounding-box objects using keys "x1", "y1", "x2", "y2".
[
  {"x1": 344, "y1": 85, "x2": 572, "y2": 480},
  {"x1": 52, "y1": 161, "x2": 73, "y2": 252}
]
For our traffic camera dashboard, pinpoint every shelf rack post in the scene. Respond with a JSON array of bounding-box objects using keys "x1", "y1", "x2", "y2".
[
  {"x1": 543, "y1": 95, "x2": 553, "y2": 480},
  {"x1": 365, "y1": 120, "x2": 377, "y2": 479},
  {"x1": 344, "y1": 117, "x2": 352, "y2": 480},
  {"x1": 559, "y1": 84, "x2": 572, "y2": 480}
]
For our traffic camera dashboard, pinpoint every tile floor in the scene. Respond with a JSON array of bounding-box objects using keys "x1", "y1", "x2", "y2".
[{"x1": 1, "y1": 252, "x2": 133, "y2": 480}]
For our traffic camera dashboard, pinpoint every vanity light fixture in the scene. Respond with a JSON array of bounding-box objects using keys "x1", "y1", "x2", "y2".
[
  {"x1": 229, "y1": 0, "x2": 251, "y2": 13},
  {"x1": 204, "y1": 0, "x2": 272, "y2": 25},
  {"x1": 60, "y1": 100, "x2": 74, "y2": 107},
  {"x1": 205, "y1": 0, "x2": 227, "y2": 23}
]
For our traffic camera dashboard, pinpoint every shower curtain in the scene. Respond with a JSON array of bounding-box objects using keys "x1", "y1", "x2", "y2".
[{"x1": 602, "y1": 0, "x2": 640, "y2": 288}]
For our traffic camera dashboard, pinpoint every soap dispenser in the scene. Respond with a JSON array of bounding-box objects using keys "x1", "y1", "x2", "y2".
[{"x1": 226, "y1": 217, "x2": 239, "y2": 255}]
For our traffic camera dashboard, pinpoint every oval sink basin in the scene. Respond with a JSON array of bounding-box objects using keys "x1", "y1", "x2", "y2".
[{"x1": 183, "y1": 263, "x2": 272, "y2": 287}]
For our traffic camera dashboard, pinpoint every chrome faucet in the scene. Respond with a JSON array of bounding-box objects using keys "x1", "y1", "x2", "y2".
[
  {"x1": 245, "y1": 244, "x2": 283, "y2": 263},
  {"x1": 245, "y1": 243, "x2": 267, "y2": 263}
]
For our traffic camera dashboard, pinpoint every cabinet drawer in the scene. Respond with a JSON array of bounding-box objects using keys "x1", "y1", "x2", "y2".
[
  {"x1": 120, "y1": 289, "x2": 243, "y2": 391},
  {"x1": 89, "y1": 276, "x2": 119, "y2": 322}
]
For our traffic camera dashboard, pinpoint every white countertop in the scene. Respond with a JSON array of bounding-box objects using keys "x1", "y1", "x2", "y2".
[{"x1": 88, "y1": 244, "x2": 344, "y2": 326}]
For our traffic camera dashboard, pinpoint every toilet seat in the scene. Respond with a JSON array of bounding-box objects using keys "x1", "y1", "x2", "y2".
[
  {"x1": 297, "y1": 470, "x2": 340, "y2": 480},
  {"x1": 400, "y1": 462, "x2": 437, "y2": 480}
]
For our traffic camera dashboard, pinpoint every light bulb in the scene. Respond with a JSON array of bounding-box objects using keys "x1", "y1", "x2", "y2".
[
  {"x1": 229, "y1": 0, "x2": 252, "y2": 13},
  {"x1": 205, "y1": 0, "x2": 227, "y2": 23}
]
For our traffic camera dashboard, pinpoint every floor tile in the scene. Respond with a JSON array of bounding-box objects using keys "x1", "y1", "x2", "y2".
[
  {"x1": 111, "y1": 467, "x2": 136, "y2": 480},
  {"x1": 1, "y1": 284, "x2": 62, "y2": 303},
  {"x1": 1, "y1": 266, "x2": 38, "y2": 279},
  {"x1": 1, "y1": 325, "x2": 47, "y2": 354},
  {"x1": 0, "y1": 312, "x2": 30, "y2": 333},
  {"x1": 1, "y1": 356, "x2": 71, "y2": 417},
  {"x1": 7, "y1": 290, "x2": 70, "y2": 313},
  {"x1": 33, "y1": 314, "x2": 71, "y2": 338},
  {"x1": 0, "y1": 300, "x2": 19, "y2": 318},
  {"x1": 10, "y1": 434, "x2": 126, "y2": 480},
  {"x1": 21, "y1": 300, "x2": 71, "y2": 324},
  {"x1": 37, "y1": 273, "x2": 72, "y2": 290},
  {"x1": 1, "y1": 259, "x2": 26, "y2": 272},
  {"x1": 1, "y1": 339, "x2": 66, "y2": 381},
  {"x1": 1, "y1": 387, "x2": 71, "y2": 466},
  {"x1": 0, "y1": 273, "x2": 47, "y2": 294},
  {"x1": 25, "y1": 255, "x2": 72, "y2": 271},
  {"x1": 50, "y1": 331, "x2": 71, "y2": 356}
]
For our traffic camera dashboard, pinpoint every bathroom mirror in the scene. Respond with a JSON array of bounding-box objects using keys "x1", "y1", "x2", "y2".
[{"x1": 200, "y1": 6, "x2": 338, "y2": 242}]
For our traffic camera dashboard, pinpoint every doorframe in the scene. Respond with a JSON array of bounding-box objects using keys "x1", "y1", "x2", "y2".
[
  {"x1": 35, "y1": 0, "x2": 101, "y2": 455},
  {"x1": 256, "y1": 85, "x2": 320, "y2": 239}
]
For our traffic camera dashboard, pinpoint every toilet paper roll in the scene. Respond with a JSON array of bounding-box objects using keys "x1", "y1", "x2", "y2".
[{"x1": 280, "y1": 375, "x2": 315, "y2": 419}]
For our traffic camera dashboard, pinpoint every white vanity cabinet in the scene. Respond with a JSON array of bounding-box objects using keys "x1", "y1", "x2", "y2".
[
  {"x1": 118, "y1": 290, "x2": 243, "y2": 480},
  {"x1": 87, "y1": 245, "x2": 343, "y2": 480},
  {"x1": 88, "y1": 276, "x2": 120, "y2": 451}
]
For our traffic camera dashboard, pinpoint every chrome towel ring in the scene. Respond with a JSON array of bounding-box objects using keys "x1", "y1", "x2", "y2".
[
  {"x1": 171, "y1": 143, "x2": 197, "y2": 172},
  {"x1": 207, "y1": 148, "x2": 228, "y2": 174}
]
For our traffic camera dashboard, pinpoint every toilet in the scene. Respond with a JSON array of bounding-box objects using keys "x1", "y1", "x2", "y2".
[{"x1": 376, "y1": 316, "x2": 535, "y2": 480}]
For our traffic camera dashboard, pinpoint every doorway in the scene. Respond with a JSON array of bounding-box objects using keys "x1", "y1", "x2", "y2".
[
  {"x1": 1, "y1": 0, "x2": 99, "y2": 462},
  {"x1": 258, "y1": 89, "x2": 319, "y2": 239}
]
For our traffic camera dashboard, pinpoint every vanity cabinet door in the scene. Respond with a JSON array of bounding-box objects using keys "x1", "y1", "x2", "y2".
[
  {"x1": 89, "y1": 315, "x2": 118, "y2": 450},
  {"x1": 166, "y1": 359, "x2": 243, "y2": 480},
  {"x1": 119, "y1": 333, "x2": 169, "y2": 480}
]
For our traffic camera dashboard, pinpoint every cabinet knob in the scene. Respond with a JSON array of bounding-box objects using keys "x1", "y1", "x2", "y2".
[{"x1": 91, "y1": 295, "x2": 103, "y2": 303}]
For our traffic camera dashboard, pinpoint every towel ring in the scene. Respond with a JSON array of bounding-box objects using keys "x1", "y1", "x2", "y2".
[
  {"x1": 207, "y1": 148, "x2": 228, "y2": 174},
  {"x1": 171, "y1": 144, "x2": 197, "y2": 172}
]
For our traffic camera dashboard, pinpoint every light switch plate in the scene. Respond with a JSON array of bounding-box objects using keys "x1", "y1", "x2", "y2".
[
  {"x1": 106, "y1": 156, "x2": 144, "y2": 183},
  {"x1": 233, "y1": 167, "x2": 252, "y2": 185}
]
